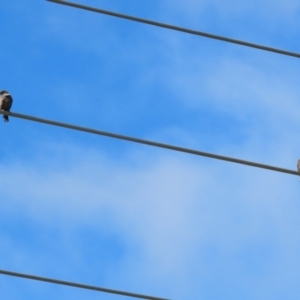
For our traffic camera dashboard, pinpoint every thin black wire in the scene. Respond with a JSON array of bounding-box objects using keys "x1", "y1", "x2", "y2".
[
  {"x1": 47, "y1": 0, "x2": 300, "y2": 59},
  {"x1": 1, "y1": 110, "x2": 298, "y2": 176},
  {"x1": 0, "y1": 269, "x2": 169, "y2": 300}
]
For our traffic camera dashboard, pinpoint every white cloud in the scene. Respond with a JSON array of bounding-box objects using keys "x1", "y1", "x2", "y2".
[
  {"x1": 2, "y1": 1, "x2": 300, "y2": 298},
  {"x1": 162, "y1": 0, "x2": 300, "y2": 21},
  {"x1": 0, "y1": 138, "x2": 300, "y2": 299}
]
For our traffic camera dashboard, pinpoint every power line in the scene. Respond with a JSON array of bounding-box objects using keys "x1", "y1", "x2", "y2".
[
  {"x1": 47, "y1": 0, "x2": 300, "y2": 59},
  {"x1": 0, "y1": 269, "x2": 169, "y2": 300},
  {"x1": 1, "y1": 110, "x2": 298, "y2": 176}
]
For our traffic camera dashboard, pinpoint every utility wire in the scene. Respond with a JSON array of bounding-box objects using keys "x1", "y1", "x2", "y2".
[
  {"x1": 1, "y1": 110, "x2": 298, "y2": 176},
  {"x1": 0, "y1": 269, "x2": 169, "y2": 300},
  {"x1": 47, "y1": 0, "x2": 300, "y2": 59}
]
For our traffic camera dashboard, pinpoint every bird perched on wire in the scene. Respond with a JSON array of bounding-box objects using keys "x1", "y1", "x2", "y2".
[{"x1": 0, "y1": 90, "x2": 13, "y2": 122}]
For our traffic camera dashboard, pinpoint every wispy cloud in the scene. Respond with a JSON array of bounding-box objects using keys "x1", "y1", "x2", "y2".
[{"x1": 0, "y1": 139, "x2": 299, "y2": 299}]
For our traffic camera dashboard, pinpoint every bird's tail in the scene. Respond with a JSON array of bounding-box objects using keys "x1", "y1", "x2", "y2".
[{"x1": 3, "y1": 115, "x2": 9, "y2": 122}]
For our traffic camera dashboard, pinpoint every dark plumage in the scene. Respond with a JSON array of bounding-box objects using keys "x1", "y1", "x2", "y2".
[{"x1": 0, "y1": 90, "x2": 13, "y2": 122}]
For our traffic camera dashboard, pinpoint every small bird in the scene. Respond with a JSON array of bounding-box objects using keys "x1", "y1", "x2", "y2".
[
  {"x1": 298, "y1": 159, "x2": 300, "y2": 174},
  {"x1": 0, "y1": 90, "x2": 13, "y2": 122}
]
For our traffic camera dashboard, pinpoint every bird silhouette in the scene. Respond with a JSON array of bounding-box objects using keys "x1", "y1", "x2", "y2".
[{"x1": 0, "y1": 90, "x2": 13, "y2": 122}]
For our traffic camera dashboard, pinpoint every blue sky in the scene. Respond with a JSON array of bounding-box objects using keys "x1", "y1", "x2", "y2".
[{"x1": 1, "y1": 0, "x2": 300, "y2": 299}]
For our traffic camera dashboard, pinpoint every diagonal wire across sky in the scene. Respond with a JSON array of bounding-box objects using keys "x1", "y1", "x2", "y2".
[
  {"x1": 47, "y1": 0, "x2": 300, "y2": 59},
  {"x1": 1, "y1": 1, "x2": 300, "y2": 299},
  {"x1": 1, "y1": 110, "x2": 298, "y2": 176},
  {"x1": 0, "y1": 269, "x2": 169, "y2": 300}
]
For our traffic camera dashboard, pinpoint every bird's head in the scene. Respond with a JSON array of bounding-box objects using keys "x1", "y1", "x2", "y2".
[{"x1": 0, "y1": 90, "x2": 9, "y2": 95}]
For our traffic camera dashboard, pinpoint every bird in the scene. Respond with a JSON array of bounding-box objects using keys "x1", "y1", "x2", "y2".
[
  {"x1": 298, "y1": 159, "x2": 300, "y2": 174},
  {"x1": 0, "y1": 90, "x2": 13, "y2": 122}
]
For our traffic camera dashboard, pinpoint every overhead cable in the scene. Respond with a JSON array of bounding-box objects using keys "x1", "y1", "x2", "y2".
[
  {"x1": 47, "y1": 0, "x2": 300, "y2": 59},
  {"x1": 1, "y1": 110, "x2": 298, "y2": 176},
  {"x1": 0, "y1": 269, "x2": 169, "y2": 300}
]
